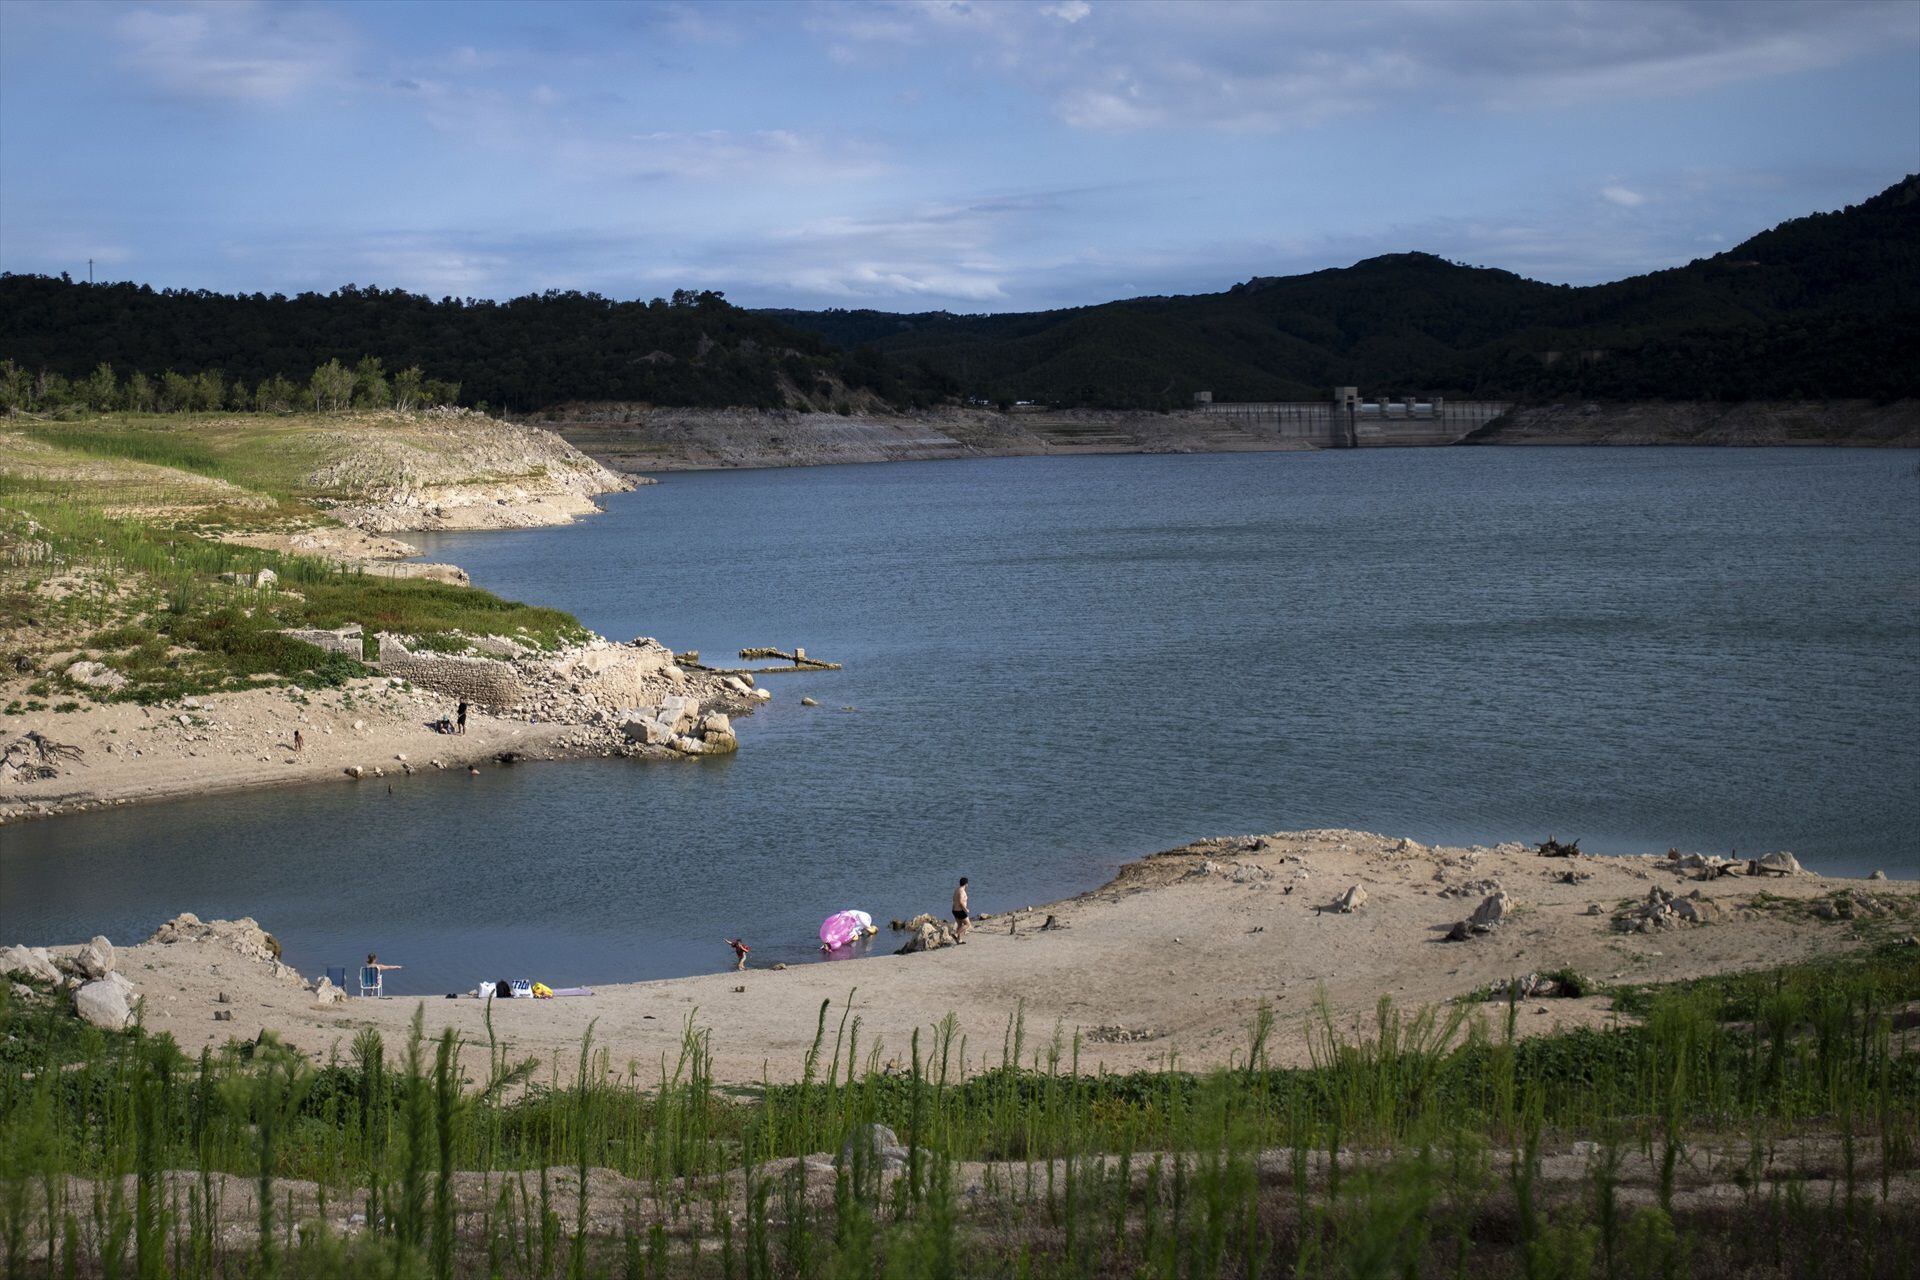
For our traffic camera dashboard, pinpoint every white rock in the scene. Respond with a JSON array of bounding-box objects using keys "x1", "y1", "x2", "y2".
[
  {"x1": 74, "y1": 978, "x2": 133, "y2": 1030},
  {"x1": 75, "y1": 936, "x2": 115, "y2": 979},
  {"x1": 313, "y1": 976, "x2": 346, "y2": 1005},
  {"x1": 1335, "y1": 884, "x2": 1367, "y2": 913},
  {"x1": 1468, "y1": 892, "x2": 1513, "y2": 929},
  {"x1": 0, "y1": 945, "x2": 60, "y2": 983},
  {"x1": 1755, "y1": 851, "x2": 1804, "y2": 876}
]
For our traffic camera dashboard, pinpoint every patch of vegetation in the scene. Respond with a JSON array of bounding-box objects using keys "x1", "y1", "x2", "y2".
[
  {"x1": 0, "y1": 949, "x2": 1914, "y2": 1276},
  {"x1": 1, "y1": 437, "x2": 590, "y2": 700}
]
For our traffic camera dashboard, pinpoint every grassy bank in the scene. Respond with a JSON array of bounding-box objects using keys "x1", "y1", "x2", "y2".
[
  {"x1": 0, "y1": 413, "x2": 590, "y2": 709},
  {"x1": 2, "y1": 944, "x2": 1915, "y2": 1277}
]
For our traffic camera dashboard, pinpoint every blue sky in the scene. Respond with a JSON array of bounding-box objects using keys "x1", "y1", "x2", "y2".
[{"x1": 2, "y1": 0, "x2": 1916, "y2": 312}]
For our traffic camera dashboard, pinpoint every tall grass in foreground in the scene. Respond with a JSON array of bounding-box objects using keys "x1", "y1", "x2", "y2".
[{"x1": 0, "y1": 947, "x2": 1915, "y2": 1276}]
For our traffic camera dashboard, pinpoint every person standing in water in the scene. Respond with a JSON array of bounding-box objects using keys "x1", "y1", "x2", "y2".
[
  {"x1": 951, "y1": 877, "x2": 970, "y2": 941},
  {"x1": 724, "y1": 937, "x2": 751, "y2": 970}
]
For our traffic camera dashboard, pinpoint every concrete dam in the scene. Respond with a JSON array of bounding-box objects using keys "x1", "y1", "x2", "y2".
[{"x1": 1196, "y1": 387, "x2": 1510, "y2": 447}]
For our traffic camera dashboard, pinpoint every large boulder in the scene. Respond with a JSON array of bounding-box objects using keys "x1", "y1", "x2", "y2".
[
  {"x1": 619, "y1": 715, "x2": 674, "y2": 746},
  {"x1": 75, "y1": 936, "x2": 115, "y2": 980},
  {"x1": 1334, "y1": 884, "x2": 1367, "y2": 913},
  {"x1": 313, "y1": 976, "x2": 346, "y2": 1005},
  {"x1": 0, "y1": 945, "x2": 60, "y2": 984},
  {"x1": 840, "y1": 1123, "x2": 910, "y2": 1172},
  {"x1": 657, "y1": 695, "x2": 702, "y2": 734},
  {"x1": 1468, "y1": 892, "x2": 1513, "y2": 929},
  {"x1": 1754, "y1": 851, "x2": 1805, "y2": 876},
  {"x1": 74, "y1": 977, "x2": 133, "y2": 1030}
]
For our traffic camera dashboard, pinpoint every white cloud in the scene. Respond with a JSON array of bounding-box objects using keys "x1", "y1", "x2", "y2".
[
  {"x1": 807, "y1": 0, "x2": 1920, "y2": 133},
  {"x1": 112, "y1": 2, "x2": 353, "y2": 103},
  {"x1": 1600, "y1": 185, "x2": 1648, "y2": 208}
]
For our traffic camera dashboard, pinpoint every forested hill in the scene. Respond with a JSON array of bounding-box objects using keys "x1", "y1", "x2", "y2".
[
  {"x1": 3, "y1": 176, "x2": 1914, "y2": 415},
  {"x1": 0, "y1": 282, "x2": 952, "y2": 412},
  {"x1": 767, "y1": 174, "x2": 1920, "y2": 408}
]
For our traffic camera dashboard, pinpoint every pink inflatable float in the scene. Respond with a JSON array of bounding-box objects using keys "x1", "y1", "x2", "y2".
[{"x1": 819, "y1": 909, "x2": 876, "y2": 950}]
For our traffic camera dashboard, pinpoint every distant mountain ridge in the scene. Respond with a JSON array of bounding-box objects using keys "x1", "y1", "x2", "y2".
[
  {"x1": 1, "y1": 176, "x2": 1913, "y2": 414},
  {"x1": 765, "y1": 174, "x2": 1920, "y2": 408}
]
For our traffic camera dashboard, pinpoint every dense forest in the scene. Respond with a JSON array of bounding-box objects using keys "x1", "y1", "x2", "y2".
[
  {"x1": 770, "y1": 174, "x2": 1920, "y2": 408},
  {"x1": 0, "y1": 283, "x2": 953, "y2": 414},
  {"x1": 1, "y1": 175, "x2": 1914, "y2": 414}
]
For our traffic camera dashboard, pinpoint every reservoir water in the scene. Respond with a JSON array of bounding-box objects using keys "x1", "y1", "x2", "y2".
[{"x1": 4, "y1": 449, "x2": 1916, "y2": 993}]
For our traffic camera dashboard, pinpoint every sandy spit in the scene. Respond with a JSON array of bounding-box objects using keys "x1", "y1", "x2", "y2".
[{"x1": 66, "y1": 830, "x2": 1916, "y2": 1085}]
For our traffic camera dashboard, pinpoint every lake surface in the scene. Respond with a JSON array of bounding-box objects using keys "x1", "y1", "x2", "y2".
[{"x1": 5, "y1": 449, "x2": 1917, "y2": 994}]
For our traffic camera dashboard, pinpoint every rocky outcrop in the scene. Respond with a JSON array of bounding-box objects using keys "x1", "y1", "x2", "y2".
[
  {"x1": 0, "y1": 945, "x2": 61, "y2": 984},
  {"x1": 619, "y1": 691, "x2": 740, "y2": 756},
  {"x1": 1754, "y1": 851, "x2": 1806, "y2": 876},
  {"x1": 313, "y1": 410, "x2": 640, "y2": 532},
  {"x1": 145, "y1": 914, "x2": 305, "y2": 985},
  {"x1": 1612, "y1": 887, "x2": 1724, "y2": 933},
  {"x1": 894, "y1": 913, "x2": 963, "y2": 954}
]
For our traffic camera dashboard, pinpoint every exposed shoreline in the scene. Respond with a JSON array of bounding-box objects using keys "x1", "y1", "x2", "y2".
[
  {"x1": 538, "y1": 400, "x2": 1920, "y2": 475},
  {"x1": 24, "y1": 829, "x2": 1911, "y2": 1085},
  {"x1": 0, "y1": 416, "x2": 749, "y2": 825}
]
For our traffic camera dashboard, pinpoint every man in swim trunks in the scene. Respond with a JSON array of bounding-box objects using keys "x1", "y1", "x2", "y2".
[{"x1": 951, "y1": 877, "x2": 970, "y2": 941}]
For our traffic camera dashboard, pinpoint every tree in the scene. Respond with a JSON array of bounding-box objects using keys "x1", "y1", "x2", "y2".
[
  {"x1": 81, "y1": 362, "x2": 117, "y2": 411},
  {"x1": 255, "y1": 373, "x2": 297, "y2": 412},
  {"x1": 0, "y1": 359, "x2": 27, "y2": 412},
  {"x1": 353, "y1": 355, "x2": 390, "y2": 409},
  {"x1": 310, "y1": 359, "x2": 352, "y2": 412},
  {"x1": 192, "y1": 369, "x2": 225, "y2": 412},
  {"x1": 159, "y1": 370, "x2": 194, "y2": 412},
  {"x1": 226, "y1": 379, "x2": 252, "y2": 411},
  {"x1": 391, "y1": 365, "x2": 425, "y2": 412},
  {"x1": 125, "y1": 370, "x2": 154, "y2": 412}
]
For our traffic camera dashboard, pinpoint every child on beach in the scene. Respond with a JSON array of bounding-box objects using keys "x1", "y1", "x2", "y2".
[{"x1": 724, "y1": 937, "x2": 750, "y2": 970}]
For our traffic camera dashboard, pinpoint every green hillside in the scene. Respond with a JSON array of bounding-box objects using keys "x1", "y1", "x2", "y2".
[{"x1": 768, "y1": 174, "x2": 1920, "y2": 408}]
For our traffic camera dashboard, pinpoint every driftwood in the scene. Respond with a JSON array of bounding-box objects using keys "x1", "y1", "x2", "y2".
[
  {"x1": 1536, "y1": 836, "x2": 1581, "y2": 858},
  {"x1": 1, "y1": 731, "x2": 85, "y2": 781}
]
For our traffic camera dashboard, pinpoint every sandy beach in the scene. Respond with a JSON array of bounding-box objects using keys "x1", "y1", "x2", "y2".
[{"x1": 57, "y1": 829, "x2": 1914, "y2": 1085}]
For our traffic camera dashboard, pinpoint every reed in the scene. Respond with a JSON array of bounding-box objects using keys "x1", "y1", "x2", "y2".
[{"x1": 0, "y1": 945, "x2": 1914, "y2": 1277}]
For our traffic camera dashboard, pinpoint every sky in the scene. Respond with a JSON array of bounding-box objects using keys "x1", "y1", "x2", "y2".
[{"x1": 1, "y1": 0, "x2": 1917, "y2": 313}]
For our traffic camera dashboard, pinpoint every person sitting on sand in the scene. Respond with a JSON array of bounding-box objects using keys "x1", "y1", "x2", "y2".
[
  {"x1": 952, "y1": 877, "x2": 970, "y2": 941},
  {"x1": 725, "y1": 937, "x2": 750, "y2": 970}
]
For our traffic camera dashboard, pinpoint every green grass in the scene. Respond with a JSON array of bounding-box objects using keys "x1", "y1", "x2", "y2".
[
  {"x1": 1, "y1": 948, "x2": 1914, "y2": 1277},
  {"x1": 1, "y1": 462, "x2": 586, "y2": 700}
]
